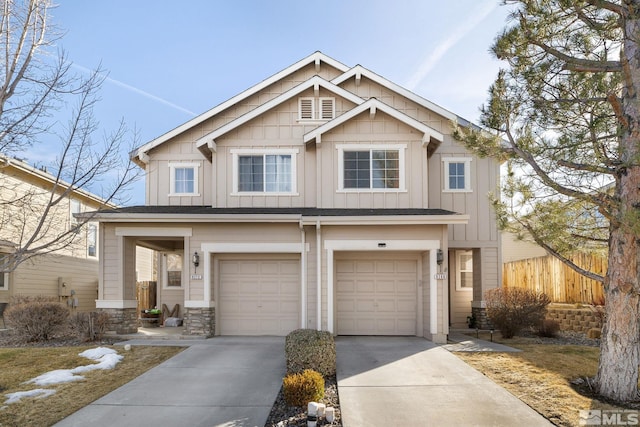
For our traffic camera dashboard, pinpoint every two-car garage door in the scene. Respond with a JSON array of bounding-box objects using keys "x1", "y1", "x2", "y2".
[
  {"x1": 217, "y1": 255, "x2": 418, "y2": 336},
  {"x1": 336, "y1": 257, "x2": 418, "y2": 336},
  {"x1": 219, "y1": 258, "x2": 299, "y2": 336}
]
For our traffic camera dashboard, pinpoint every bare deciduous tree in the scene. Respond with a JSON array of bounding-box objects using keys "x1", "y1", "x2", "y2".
[{"x1": 0, "y1": 0, "x2": 139, "y2": 272}]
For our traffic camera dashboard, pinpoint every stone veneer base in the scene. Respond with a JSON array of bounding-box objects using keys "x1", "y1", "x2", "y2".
[{"x1": 183, "y1": 307, "x2": 215, "y2": 337}]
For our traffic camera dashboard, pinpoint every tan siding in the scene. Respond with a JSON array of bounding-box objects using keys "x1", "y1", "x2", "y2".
[
  {"x1": 12, "y1": 254, "x2": 99, "y2": 312},
  {"x1": 317, "y1": 113, "x2": 426, "y2": 209},
  {"x1": 501, "y1": 232, "x2": 547, "y2": 263}
]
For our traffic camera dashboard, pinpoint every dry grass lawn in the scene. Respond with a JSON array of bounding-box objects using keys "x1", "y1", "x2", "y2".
[
  {"x1": 454, "y1": 333, "x2": 635, "y2": 426},
  {"x1": 0, "y1": 345, "x2": 183, "y2": 426}
]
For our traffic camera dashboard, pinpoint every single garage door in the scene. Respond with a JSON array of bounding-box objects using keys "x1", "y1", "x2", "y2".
[
  {"x1": 219, "y1": 258, "x2": 299, "y2": 336},
  {"x1": 336, "y1": 258, "x2": 417, "y2": 335}
]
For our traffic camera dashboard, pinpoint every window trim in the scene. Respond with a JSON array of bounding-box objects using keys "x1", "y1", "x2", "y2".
[
  {"x1": 231, "y1": 148, "x2": 299, "y2": 195},
  {"x1": 456, "y1": 250, "x2": 473, "y2": 291},
  {"x1": 443, "y1": 157, "x2": 472, "y2": 192},
  {"x1": 169, "y1": 162, "x2": 201, "y2": 197},
  {"x1": 337, "y1": 144, "x2": 406, "y2": 192}
]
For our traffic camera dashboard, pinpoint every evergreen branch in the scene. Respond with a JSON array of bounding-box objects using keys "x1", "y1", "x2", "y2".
[{"x1": 521, "y1": 222, "x2": 605, "y2": 283}]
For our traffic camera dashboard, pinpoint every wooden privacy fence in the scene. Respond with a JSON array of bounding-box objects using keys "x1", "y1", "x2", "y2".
[
  {"x1": 136, "y1": 281, "x2": 157, "y2": 313},
  {"x1": 502, "y1": 254, "x2": 606, "y2": 304}
]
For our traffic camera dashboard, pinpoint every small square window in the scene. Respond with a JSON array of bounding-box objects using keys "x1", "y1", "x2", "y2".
[
  {"x1": 443, "y1": 158, "x2": 472, "y2": 192},
  {"x1": 169, "y1": 163, "x2": 200, "y2": 196}
]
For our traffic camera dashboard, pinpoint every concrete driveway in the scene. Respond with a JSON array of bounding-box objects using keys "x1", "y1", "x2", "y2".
[
  {"x1": 54, "y1": 337, "x2": 285, "y2": 427},
  {"x1": 337, "y1": 336, "x2": 552, "y2": 427}
]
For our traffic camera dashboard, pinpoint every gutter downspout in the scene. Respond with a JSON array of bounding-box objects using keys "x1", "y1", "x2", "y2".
[
  {"x1": 316, "y1": 220, "x2": 322, "y2": 330},
  {"x1": 299, "y1": 219, "x2": 307, "y2": 329}
]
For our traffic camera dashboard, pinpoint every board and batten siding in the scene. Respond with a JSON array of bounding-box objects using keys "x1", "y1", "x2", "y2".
[
  {"x1": 317, "y1": 114, "x2": 427, "y2": 209},
  {"x1": 144, "y1": 63, "x2": 345, "y2": 206}
]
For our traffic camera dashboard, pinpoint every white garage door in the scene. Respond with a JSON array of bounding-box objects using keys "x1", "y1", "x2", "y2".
[
  {"x1": 219, "y1": 258, "x2": 300, "y2": 336},
  {"x1": 336, "y1": 258, "x2": 417, "y2": 335}
]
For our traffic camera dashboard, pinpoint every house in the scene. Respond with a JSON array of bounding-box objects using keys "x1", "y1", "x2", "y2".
[
  {"x1": 0, "y1": 156, "x2": 110, "y2": 312},
  {"x1": 89, "y1": 52, "x2": 501, "y2": 342}
]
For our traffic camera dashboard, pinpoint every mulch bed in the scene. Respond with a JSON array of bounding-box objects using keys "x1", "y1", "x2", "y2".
[{"x1": 265, "y1": 375, "x2": 341, "y2": 427}]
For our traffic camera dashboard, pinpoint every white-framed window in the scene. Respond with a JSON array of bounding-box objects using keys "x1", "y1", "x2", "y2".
[
  {"x1": 169, "y1": 162, "x2": 200, "y2": 196},
  {"x1": 87, "y1": 223, "x2": 97, "y2": 258},
  {"x1": 164, "y1": 252, "x2": 183, "y2": 288},
  {"x1": 0, "y1": 254, "x2": 8, "y2": 290},
  {"x1": 337, "y1": 144, "x2": 406, "y2": 191},
  {"x1": 456, "y1": 250, "x2": 473, "y2": 291},
  {"x1": 443, "y1": 157, "x2": 472, "y2": 192},
  {"x1": 69, "y1": 199, "x2": 81, "y2": 231},
  {"x1": 298, "y1": 97, "x2": 335, "y2": 120},
  {"x1": 231, "y1": 149, "x2": 298, "y2": 195}
]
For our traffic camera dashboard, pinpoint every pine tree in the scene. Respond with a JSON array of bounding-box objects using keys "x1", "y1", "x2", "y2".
[{"x1": 455, "y1": 0, "x2": 640, "y2": 402}]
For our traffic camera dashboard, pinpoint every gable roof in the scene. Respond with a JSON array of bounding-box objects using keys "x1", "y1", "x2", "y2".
[
  {"x1": 195, "y1": 76, "x2": 365, "y2": 154},
  {"x1": 131, "y1": 51, "x2": 480, "y2": 165},
  {"x1": 332, "y1": 65, "x2": 476, "y2": 128},
  {"x1": 303, "y1": 98, "x2": 443, "y2": 146},
  {"x1": 0, "y1": 155, "x2": 114, "y2": 208},
  {"x1": 131, "y1": 51, "x2": 349, "y2": 163}
]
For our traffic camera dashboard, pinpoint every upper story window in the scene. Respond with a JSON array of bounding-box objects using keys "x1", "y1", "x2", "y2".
[
  {"x1": 231, "y1": 149, "x2": 298, "y2": 195},
  {"x1": 87, "y1": 224, "x2": 97, "y2": 258},
  {"x1": 337, "y1": 144, "x2": 406, "y2": 191},
  {"x1": 299, "y1": 97, "x2": 335, "y2": 121},
  {"x1": 443, "y1": 157, "x2": 472, "y2": 192},
  {"x1": 169, "y1": 162, "x2": 200, "y2": 196},
  {"x1": 69, "y1": 199, "x2": 81, "y2": 231}
]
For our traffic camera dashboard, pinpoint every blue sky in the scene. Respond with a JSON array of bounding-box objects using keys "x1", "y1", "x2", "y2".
[{"x1": 38, "y1": 0, "x2": 512, "y2": 204}]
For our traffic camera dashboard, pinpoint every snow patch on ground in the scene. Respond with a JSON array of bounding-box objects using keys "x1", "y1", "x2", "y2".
[
  {"x1": 3, "y1": 347, "x2": 123, "y2": 405},
  {"x1": 4, "y1": 388, "x2": 56, "y2": 405}
]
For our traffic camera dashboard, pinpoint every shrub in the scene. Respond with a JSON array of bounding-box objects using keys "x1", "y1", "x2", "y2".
[
  {"x1": 536, "y1": 319, "x2": 560, "y2": 338},
  {"x1": 282, "y1": 369, "x2": 324, "y2": 407},
  {"x1": 69, "y1": 311, "x2": 111, "y2": 341},
  {"x1": 285, "y1": 329, "x2": 336, "y2": 377},
  {"x1": 485, "y1": 288, "x2": 551, "y2": 339},
  {"x1": 5, "y1": 297, "x2": 69, "y2": 342}
]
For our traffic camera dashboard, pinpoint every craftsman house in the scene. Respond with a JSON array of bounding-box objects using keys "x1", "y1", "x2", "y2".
[{"x1": 90, "y1": 52, "x2": 501, "y2": 342}]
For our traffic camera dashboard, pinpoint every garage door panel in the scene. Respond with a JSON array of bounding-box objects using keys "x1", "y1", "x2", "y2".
[
  {"x1": 397, "y1": 299, "x2": 417, "y2": 313},
  {"x1": 220, "y1": 259, "x2": 299, "y2": 336},
  {"x1": 356, "y1": 262, "x2": 375, "y2": 273},
  {"x1": 356, "y1": 281, "x2": 375, "y2": 293},
  {"x1": 337, "y1": 258, "x2": 417, "y2": 336},
  {"x1": 355, "y1": 299, "x2": 376, "y2": 312},
  {"x1": 375, "y1": 280, "x2": 396, "y2": 293},
  {"x1": 337, "y1": 279, "x2": 355, "y2": 293}
]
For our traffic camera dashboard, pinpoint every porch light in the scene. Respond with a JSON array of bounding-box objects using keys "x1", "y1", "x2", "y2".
[
  {"x1": 192, "y1": 251, "x2": 200, "y2": 268},
  {"x1": 437, "y1": 249, "x2": 443, "y2": 265}
]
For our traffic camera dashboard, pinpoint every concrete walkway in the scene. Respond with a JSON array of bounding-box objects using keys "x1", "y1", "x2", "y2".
[
  {"x1": 336, "y1": 336, "x2": 552, "y2": 427},
  {"x1": 54, "y1": 337, "x2": 285, "y2": 427},
  {"x1": 442, "y1": 332, "x2": 523, "y2": 352}
]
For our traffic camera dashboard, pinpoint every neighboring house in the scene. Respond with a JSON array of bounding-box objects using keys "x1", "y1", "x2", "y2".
[
  {"x1": 89, "y1": 52, "x2": 501, "y2": 342},
  {"x1": 0, "y1": 156, "x2": 109, "y2": 312},
  {"x1": 501, "y1": 231, "x2": 547, "y2": 264}
]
